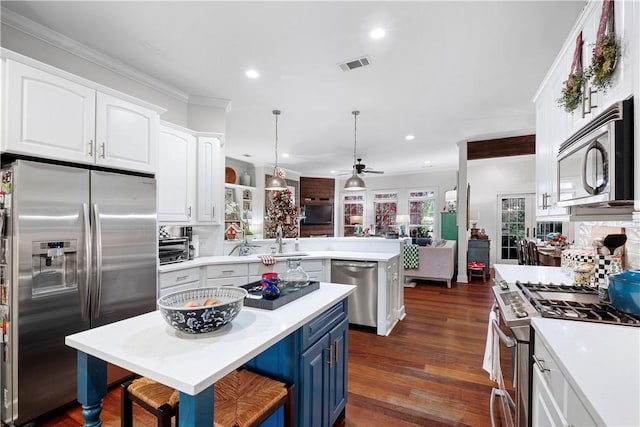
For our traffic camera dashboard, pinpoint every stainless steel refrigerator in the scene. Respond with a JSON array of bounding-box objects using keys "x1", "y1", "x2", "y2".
[{"x1": 0, "y1": 160, "x2": 157, "y2": 426}]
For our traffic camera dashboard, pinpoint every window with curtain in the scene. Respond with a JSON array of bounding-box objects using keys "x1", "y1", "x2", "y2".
[
  {"x1": 373, "y1": 192, "x2": 398, "y2": 234},
  {"x1": 408, "y1": 190, "x2": 436, "y2": 237},
  {"x1": 343, "y1": 193, "x2": 365, "y2": 236}
]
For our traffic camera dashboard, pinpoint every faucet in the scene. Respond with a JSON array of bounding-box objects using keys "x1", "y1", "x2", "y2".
[{"x1": 276, "y1": 225, "x2": 285, "y2": 254}]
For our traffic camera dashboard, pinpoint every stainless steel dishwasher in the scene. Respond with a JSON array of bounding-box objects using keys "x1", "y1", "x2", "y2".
[{"x1": 330, "y1": 259, "x2": 378, "y2": 327}]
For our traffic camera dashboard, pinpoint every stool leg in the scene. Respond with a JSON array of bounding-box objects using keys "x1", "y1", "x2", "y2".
[
  {"x1": 284, "y1": 384, "x2": 295, "y2": 427},
  {"x1": 120, "y1": 381, "x2": 133, "y2": 427},
  {"x1": 157, "y1": 404, "x2": 173, "y2": 427}
]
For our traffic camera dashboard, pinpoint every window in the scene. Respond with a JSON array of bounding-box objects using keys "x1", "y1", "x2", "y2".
[
  {"x1": 373, "y1": 192, "x2": 398, "y2": 234},
  {"x1": 408, "y1": 190, "x2": 436, "y2": 237},
  {"x1": 536, "y1": 222, "x2": 563, "y2": 241},
  {"x1": 343, "y1": 193, "x2": 365, "y2": 236}
]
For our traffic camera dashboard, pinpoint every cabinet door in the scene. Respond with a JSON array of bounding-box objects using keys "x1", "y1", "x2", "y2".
[
  {"x1": 300, "y1": 333, "x2": 330, "y2": 427},
  {"x1": 531, "y1": 364, "x2": 569, "y2": 427},
  {"x1": 157, "y1": 126, "x2": 196, "y2": 222},
  {"x1": 196, "y1": 136, "x2": 224, "y2": 223},
  {"x1": 328, "y1": 318, "x2": 348, "y2": 427},
  {"x1": 95, "y1": 92, "x2": 158, "y2": 174},
  {"x1": 5, "y1": 59, "x2": 96, "y2": 164}
]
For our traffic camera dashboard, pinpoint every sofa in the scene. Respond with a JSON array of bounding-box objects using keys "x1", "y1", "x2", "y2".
[{"x1": 403, "y1": 240, "x2": 457, "y2": 288}]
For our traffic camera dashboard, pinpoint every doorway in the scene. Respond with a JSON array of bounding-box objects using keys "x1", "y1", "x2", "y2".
[{"x1": 497, "y1": 193, "x2": 536, "y2": 263}]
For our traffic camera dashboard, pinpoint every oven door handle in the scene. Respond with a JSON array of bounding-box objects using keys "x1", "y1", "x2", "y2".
[
  {"x1": 491, "y1": 318, "x2": 516, "y2": 348},
  {"x1": 490, "y1": 387, "x2": 516, "y2": 427}
]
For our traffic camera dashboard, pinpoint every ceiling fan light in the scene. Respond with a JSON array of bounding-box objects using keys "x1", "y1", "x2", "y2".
[
  {"x1": 344, "y1": 173, "x2": 366, "y2": 191},
  {"x1": 265, "y1": 174, "x2": 288, "y2": 191}
]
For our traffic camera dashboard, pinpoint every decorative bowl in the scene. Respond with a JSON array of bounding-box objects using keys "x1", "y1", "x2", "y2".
[
  {"x1": 607, "y1": 270, "x2": 640, "y2": 317},
  {"x1": 157, "y1": 287, "x2": 248, "y2": 334}
]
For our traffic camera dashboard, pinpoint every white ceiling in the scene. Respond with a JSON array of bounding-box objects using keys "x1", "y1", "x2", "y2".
[{"x1": 1, "y1": 1, "x2": 585, "y2": 177}]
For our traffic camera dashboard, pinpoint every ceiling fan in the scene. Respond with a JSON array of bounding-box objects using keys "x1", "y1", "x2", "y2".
[{"x1": 340, "y1": 158, "x2": 384, "y2": 176}]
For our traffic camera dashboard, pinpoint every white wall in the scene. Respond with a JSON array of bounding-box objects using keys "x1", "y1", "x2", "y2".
[
  {"x1": 467, "y1": 155, "x2": 536, "y2": 267},
  {"x1": 334, "y1": 168, "x2": 458, "y2": 238}
]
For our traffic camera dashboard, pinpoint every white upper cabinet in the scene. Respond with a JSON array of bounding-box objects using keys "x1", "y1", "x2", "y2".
[
  {"x1": 157, "y1": 124, "x2": 196, "y2": 223},
  {"x1": 196, "y1": 135, "x2": 224, "y2": 224},
  {"x1": 5, "y1": 59, "x2": 96, "y2": 164},
  {"x1": 95, "y1": 92, "x2": 158, "y2": 174},
  {"x1": 157, "y1": 125, "x2": 224, "y2": 225},
  {"x1": 2, "y1": 53, "x2": 161, "y2": 174}
]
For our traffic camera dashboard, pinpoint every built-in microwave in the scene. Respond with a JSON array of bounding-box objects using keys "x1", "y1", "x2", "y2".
[{"x1": 557, "y1": 97, "x2": 633, "y2": 207}]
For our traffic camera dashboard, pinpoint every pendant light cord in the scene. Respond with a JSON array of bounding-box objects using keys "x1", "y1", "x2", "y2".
[
  {"x1": 273, "y1": 109, "x2": 281, "y2": 171},
  {"x1": 352, "y1": 110, "x2": 359, "y2": 168}
]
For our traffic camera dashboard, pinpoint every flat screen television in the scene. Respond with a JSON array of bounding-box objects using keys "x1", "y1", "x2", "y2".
[{"x1": 303, "y1": 205, "x2": 333, "y2": 225}]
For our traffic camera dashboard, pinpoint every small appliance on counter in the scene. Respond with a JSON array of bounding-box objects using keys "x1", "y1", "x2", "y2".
[{"x1": 159, "y1": 237, "x2": 189, "y2": 265}]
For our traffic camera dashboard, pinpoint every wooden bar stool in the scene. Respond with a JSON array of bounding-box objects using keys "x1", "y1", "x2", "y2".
[
  {"x1": 121, "y1": 368, "x2": 294, "y2": 427},
  {"x1": 467, "y1": 261, "x2": 487, "y2": 282}
]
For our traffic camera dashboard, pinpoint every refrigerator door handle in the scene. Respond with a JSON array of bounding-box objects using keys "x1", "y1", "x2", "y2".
[
  {"x1": 81, "y1": 203, "x2": 91, "y2": 321},
  {"x1": 93, "y1": 203, "x2": 103, "y2": 318}
]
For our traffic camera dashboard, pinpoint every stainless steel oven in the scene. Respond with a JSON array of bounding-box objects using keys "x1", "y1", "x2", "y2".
[{"x1": 491, "y1": 281, "x2": 538, "y2": 427}]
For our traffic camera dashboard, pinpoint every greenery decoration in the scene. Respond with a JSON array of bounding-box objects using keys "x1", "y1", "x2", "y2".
[
  {"x1": 557, "y1": 69, "x2": 585, "y2": 113},
  {"x1": 587, "y1": 33, "x2": 619, "y2": 91}
]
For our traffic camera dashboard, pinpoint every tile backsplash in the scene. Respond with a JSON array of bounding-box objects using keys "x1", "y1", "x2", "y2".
[{"x1": 573, "y1": 218, "x2": 640, "y2": 270}]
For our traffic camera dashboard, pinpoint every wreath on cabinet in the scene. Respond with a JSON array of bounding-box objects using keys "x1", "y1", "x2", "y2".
[
  {"x1": 557, "y1": 32, "x2": 585, "y2": 113},
  {"x1": 586, "y1": 0, "x2": 619, "y2": 91}
]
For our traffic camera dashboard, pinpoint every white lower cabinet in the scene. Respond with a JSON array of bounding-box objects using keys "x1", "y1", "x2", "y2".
[
  {"x1": 158, "y1": 267, "x2": 201, "y2": 298},
  {"x1": 205, "y1": 263, "x2": 249, "y2": 287},
  {"x1": 532, "y1": 336, "x2": 598, "y2": 427}
]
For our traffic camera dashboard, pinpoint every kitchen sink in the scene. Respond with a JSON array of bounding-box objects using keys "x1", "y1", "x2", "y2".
[{"x1": 270, "y1": 252, "x2": 310, "y2": 258}]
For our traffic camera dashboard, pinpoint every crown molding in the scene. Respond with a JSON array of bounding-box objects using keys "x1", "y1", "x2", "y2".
[
  {"x1": 1, "y1": 7, "x2": 190, "y2": 103},
  {"x1": 189, "y1": 95, "x2": 232, "y2": 113}
]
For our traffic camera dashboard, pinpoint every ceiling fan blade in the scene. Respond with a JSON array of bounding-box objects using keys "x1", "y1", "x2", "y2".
[{"x1": 364, "y1": 170, "x2": 385, "y2": 174}]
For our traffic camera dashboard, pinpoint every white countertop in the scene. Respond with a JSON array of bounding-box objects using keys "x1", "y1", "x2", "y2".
[
  {"x1": 493, "y1": 264, "x2": 571, "y2": 285},
  {"x1": 159, "y1": 251, "x2": 399, "y2": 273},
  {"x1": 532, "y1": 318, "x2": 640, "y2": 426},
  {"x1": 66, "y1": 282, "x2": 355, "y2": 395}
]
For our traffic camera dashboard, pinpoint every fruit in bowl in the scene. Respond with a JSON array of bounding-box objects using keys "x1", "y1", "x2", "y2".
[{"x1": 158, "y1": 287, "x2": 248, "y2": 334}]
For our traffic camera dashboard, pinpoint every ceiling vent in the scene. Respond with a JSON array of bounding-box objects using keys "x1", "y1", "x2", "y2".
[{"x1": 338, "y1": 56, "x2": 371, "y2": 72}]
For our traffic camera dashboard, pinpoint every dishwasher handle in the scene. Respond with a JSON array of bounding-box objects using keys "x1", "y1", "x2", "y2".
[{"x1": 331, "y1": 260, "x2": 378, "y2": 269}]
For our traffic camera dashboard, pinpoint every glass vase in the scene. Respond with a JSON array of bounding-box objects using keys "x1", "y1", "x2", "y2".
[{"x1": 281, "y1": 258, "x2": 310, "y2": 288}]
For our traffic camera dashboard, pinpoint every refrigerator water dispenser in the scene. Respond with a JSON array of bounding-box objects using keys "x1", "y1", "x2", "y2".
[{"x1": 31, "y1": 240, "x2": 78, "y2": 296}]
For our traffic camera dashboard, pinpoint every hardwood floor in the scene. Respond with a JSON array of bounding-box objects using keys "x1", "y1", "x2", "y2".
[{"x1": 38, "y1": 280, "x2": 496, "y2": 427}]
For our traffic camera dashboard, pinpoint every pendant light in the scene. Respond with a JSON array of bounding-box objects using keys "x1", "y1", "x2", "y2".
[
  {"x1": 265, "y1": 109, "x2": 288, "y2": 191},
  {"x1": 344, "y1": 110, "x2": 366, "y2": 191}
]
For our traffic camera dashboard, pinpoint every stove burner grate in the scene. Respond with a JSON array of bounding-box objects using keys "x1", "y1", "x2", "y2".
[
  {"x1": 516, "y1": 280, "x2": 598, "y2": 294},
  {"x1": 534, "y1": 298, "x2": 640, "y2": 326}
]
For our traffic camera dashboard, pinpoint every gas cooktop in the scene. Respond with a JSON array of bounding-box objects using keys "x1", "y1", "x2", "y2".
[{"x1": 516, "y1": 280, "x2": 640, "y2": 327}]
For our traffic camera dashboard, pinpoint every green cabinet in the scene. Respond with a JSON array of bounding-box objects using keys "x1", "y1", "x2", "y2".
[{"x1": 441, "y1": 212, "x2": 458, "y2": 241}]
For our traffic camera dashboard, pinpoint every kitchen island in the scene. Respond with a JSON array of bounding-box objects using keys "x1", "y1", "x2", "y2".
[{"x1": 66, "y1": 282, "x2": 355, "y2": 427}]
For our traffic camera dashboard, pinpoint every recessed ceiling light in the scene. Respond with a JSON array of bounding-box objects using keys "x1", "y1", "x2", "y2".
[
  {"x1": 370, "y1": 28, "x2": 385, "y2": 39},
  {"x1": 424, "y1": 161, "x2": 431, "y2": 165},
  {"x1": 330, "y1": 170, "x2": 336, "y2": 174},
  {"x1": 282, "y1": 153, "x2": 289, "y2": 158},
  {"x1": 405, "y1": 134, "x2": 415, "y2": 141},
  {"x1": 246, "y1": 69, "x2": 259, "y2": 79}
]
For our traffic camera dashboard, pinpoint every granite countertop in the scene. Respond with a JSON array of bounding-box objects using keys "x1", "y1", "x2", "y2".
[
  {"x1": 532, "y1": 317, "x2": 640, "y2": 426},
  {"x1": 66, "y1": 283, "x2": 355, "y2": 395},
  {"x1": 159, "y1": 251, "x2": 400, "y2": 273}
]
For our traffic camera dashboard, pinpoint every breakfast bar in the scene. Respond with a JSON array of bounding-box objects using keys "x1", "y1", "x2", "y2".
[{"x1": 66, "y1": 282, "x2": 355, "y2": 426}]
